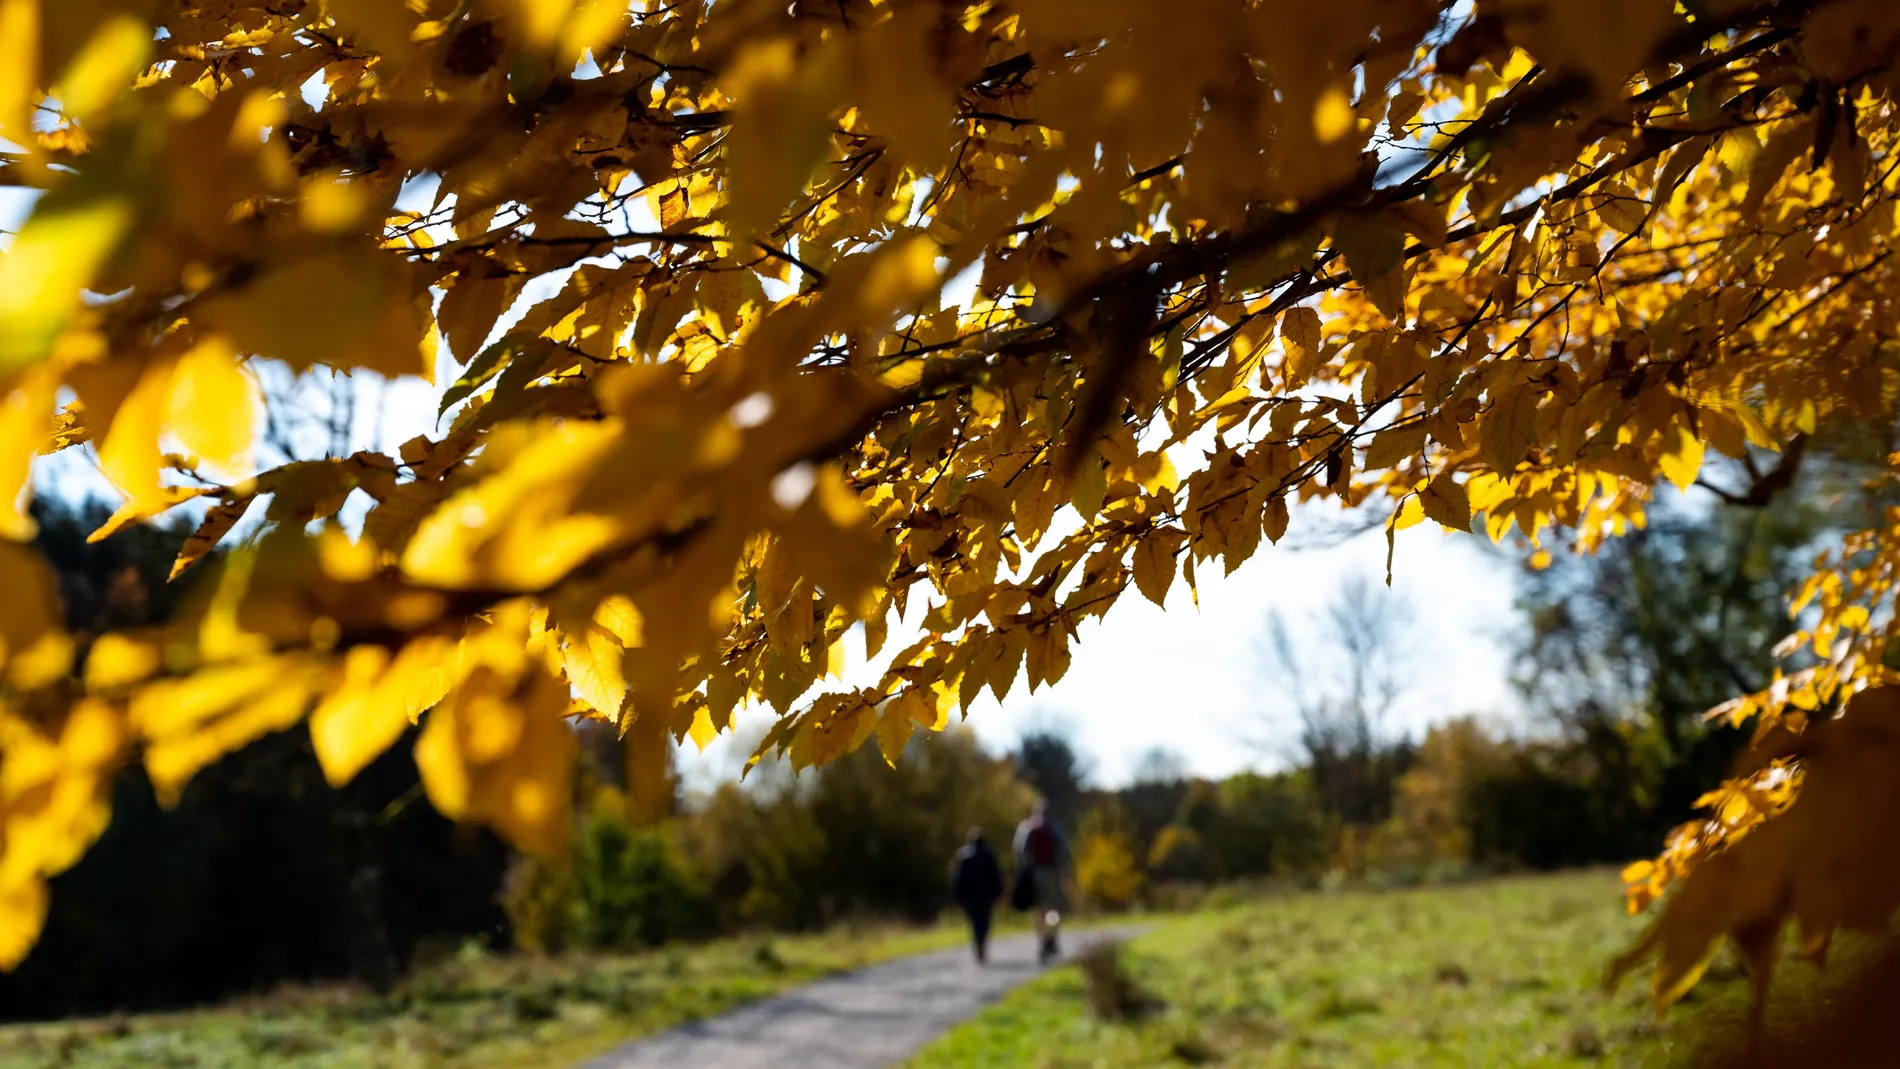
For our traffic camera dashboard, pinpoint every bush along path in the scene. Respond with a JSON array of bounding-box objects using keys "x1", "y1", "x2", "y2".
[{"x1": 579, "y1": 928, "x2": 1143, "y2": 1069}]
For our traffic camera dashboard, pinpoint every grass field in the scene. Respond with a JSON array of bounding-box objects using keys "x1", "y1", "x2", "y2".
[
  {"x1": 0, "y1": 871, "x2": 1795, "y2": 1069},
  {"x1": 905, "y1": 870, "x2": 1762, "y2": 1069},
  {"x1": 0, "y1": 922, "x2": 973, "y2": 1069}
]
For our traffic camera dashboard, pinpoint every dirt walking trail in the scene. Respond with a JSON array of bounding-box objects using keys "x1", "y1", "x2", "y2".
[{"x1": 578, "y1": 927, "x2": 1139, "y2": 1069}]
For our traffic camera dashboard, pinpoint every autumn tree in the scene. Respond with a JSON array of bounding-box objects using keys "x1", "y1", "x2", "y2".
[{"x1": 5, "y1": 0, "x2": 1900, "y2": 1015}]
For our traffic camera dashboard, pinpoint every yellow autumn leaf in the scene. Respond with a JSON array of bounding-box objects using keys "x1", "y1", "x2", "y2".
[
  {"x1": 1659, "y1": 425, "x2": 1705, "y2": 494},
  {"x1": 560, "y1": 623, "x2": 628, "y2": 722},
  {"x1": 687, "y1": 705, "x2": 719, "y2": 752},
  {"x1": 0, "y1": 882, "x2": 47, "y2": 973},
  {"x1": 874, "y1": 693, "x2": 917, "y2": 767},
  {"x1": 858, "y1": 235, "x2": 942, "y2": 320},
  {"x1": 1280, "y1": 307, "x2": 1323, "y2": 388},
  {"x1": 1390, "y1": 494, "x2": 1425, "y2": 531},
  {"x1": 8, "y1": 632, "x2": 73, "y2": 690},
  {"x1": 402, "y1": 420, "x2": 622, "y2": 590},
  {"x1": 0, "y1": 698, "x2": 125, "y2": 969},
  {"x1": 95, "y1": 360, "x2": 173, "y2": 511},
  {"x1": 1420, "y1": 475, "x2": 1470, "y2": 532},
  {"x1": 1132, "y1": 532, "x2": 1177, "y2": 607},
  {"x1": 594, "y1": 594, "x2": 644, "y2": 647}
]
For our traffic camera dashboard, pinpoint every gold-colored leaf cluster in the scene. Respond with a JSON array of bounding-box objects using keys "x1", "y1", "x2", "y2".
[{"x1": 2, "y1": 0, "x2": 1900, "y2": 994}]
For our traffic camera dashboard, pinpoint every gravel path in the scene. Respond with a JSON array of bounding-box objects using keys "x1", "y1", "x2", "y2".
[{"x1": 578, "y1": 927, "x2": 1141, "y2": 1069}]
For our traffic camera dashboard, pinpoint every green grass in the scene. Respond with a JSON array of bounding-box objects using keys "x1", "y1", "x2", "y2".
[
  {"x1": 0, "y1": 921, "x2": 979, "y2": 1069},
  {"x1": 904, "y1": 870, "x2": 1762, "y2": 1069},
  {"x1": 1, "y1": 872, "x2": 1804, "y2": 1069}
]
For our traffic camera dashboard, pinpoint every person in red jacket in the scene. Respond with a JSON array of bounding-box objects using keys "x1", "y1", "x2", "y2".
[{"x1": 1012, "y1": 800, "x2": 1070, "y2": 964}]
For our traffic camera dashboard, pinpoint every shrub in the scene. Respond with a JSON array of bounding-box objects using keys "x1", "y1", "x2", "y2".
[
  {"x1": 1074, "y1": 803, "x2": 1144, "y2": 910},
  {"x1": 502, "y1": 789, "x2": 708, "y2": 953},
  {"x1": 568, "y1": 795, "x2": 707, "y2": 950},
  {"x1": 500, "y1": 849, "x2": 572, "y2": 955},
  {"x1": 1205, "y1": 771, "x2": 1327, "y2": 879}
]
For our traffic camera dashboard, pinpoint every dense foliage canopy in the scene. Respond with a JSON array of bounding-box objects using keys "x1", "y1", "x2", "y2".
[{"x1": 5, "y1": 0, "x2": 1900, "y2": 1012}]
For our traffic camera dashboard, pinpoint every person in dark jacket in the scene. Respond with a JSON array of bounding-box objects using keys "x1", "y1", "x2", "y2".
[{"x1": 949, "y1": 827, "x2": 1004, "y2": 963}]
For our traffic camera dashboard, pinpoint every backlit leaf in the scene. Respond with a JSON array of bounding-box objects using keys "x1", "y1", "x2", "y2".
[
  {"x1": 167, "y1": 337, "x2": 257, "y2": 477},
  {"x1": 1420, "y1": 475, "x2": 1470, "y2": 532},
  {"x1": 1659, "y1": 425, "x2": 1705, "y2": 494}
]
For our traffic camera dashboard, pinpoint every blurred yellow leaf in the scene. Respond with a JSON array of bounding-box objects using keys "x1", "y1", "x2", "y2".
[
  {"x1": 722, "y1": 37, "x2": 842, "y2": 242},
  {"x1": 416, "y1": 668, "x2": 575, "y2": 856},
  {"x1": 623, "y1": 710, "x2": 673, "y2": 823},
  {"x1": 0, "y1": 190, "x2": 132, "y2": 370},
  {"x1": 855, "y1": 7, "x2": 955, "y2": 168},
  {"x1": 0, "y1": 366, "x2": 60, "y2": 539},
  {"x1": 687, "y1": 705, "x2": 718, "y2": 752},
  {"x1": 1312, "y1": 85, "x2": 1355, "y2": 144},
  {"x1": 130, "y1": 657, "x2": 318, "y2": 805},
  {"x1": 50, "y1": 14, "x2": 150, "y2": 126},
  {"x1": 403, "y1": 420, "x2": 622, "y2": 590},
  {"x1": 0, "y1": 699, "x2": 125, "y2": 969},
  {"x1": 310, "y1": 637, "x2": 458, "y2": 788},
  {"x1": 0, "y1": 0, "x2": 38, "y2": 145},
  {"x1": 0, "y1": 539, "x2": 59, "y2": 665},
  {"x1": 83, "y1": 632, "x2": 159, "y2": 691}
]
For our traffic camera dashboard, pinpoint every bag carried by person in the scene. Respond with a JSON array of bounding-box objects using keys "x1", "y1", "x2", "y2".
[{"x1": 1010, "y1": 863, "x2": 1036, "y2": 911}]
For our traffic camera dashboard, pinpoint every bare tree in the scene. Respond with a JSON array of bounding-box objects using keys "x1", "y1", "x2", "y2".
[{"x1": 1259, "y1": 574, "x2": 1415, "y2": 825}]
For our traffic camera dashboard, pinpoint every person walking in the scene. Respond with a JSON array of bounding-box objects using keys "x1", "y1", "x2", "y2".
[
  {"x1": 1012, "y1": 800, "x2": 1069, "y2": 964},
  {"x1": 949, "y1": 827, "x2": 1004, "y2": 964}
]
